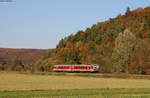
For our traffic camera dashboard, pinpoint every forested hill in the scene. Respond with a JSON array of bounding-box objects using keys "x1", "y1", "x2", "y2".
[
  {"x1": 40, "y1": 6, "x2": 150, "y2": 74},
  {"x1": 0, "y1": 48, "x2": 49, "y2": 66}
]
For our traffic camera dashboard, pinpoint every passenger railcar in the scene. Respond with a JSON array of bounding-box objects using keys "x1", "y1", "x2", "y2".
[{"x1": 53, "y1": 64, "x2": 99, "y2": 72}]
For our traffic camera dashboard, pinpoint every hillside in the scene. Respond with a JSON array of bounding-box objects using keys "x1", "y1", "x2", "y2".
[
  {"x1": 0, "y1": 48, "x2": 49, "y2": 65},
  {"x1": 37, "y1": 6, "x2": 150, "y2": 74}
]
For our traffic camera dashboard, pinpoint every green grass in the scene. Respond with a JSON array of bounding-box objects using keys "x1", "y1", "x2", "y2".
[{"x1": 0, "y1": 88, "x2": 150, "y2": 98}]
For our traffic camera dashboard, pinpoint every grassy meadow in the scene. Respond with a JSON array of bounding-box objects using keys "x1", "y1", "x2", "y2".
[
  {"x1": 0, "y1": 73, "x2": 150, "y2": 97},
  {"x1": 1, "y1": 88, "x2": 150, "y2": 98}
]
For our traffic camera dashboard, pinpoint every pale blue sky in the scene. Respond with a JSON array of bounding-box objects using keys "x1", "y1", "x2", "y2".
[{"x1": 0, "y1": 0, "x2": 150, "y2": 49}]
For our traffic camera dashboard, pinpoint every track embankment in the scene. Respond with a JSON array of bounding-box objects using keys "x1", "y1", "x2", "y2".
[
  {"x1": 22, "y1": 72, "x2": 150, "y2": 80},
  {"x1": 1, "y1": 71, "x2": 150, "y2": 79}
]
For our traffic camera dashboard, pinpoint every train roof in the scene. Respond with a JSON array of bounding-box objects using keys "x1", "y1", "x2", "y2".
[{"x1": 54, "y1": 64, "x2": 98, "y2": 66}]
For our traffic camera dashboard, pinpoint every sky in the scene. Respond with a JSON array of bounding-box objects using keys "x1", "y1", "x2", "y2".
[{"x1": 0, "y1": 0, "x2": 150, "y2": 49}]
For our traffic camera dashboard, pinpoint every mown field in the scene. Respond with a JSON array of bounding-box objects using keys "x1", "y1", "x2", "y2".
[{"x1": 0, "y1": 73, "x2": 150, "y2": 98}]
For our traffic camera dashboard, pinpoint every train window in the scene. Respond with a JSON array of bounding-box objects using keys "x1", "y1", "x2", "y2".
[
  {"x1": 54, "y1": 66, "x2": 57, "y2": 68},
  {"x1": 93, "y1": 66, "x2": 98, "y2": 69},
  {"x1": 65, "y1": 66, "x2": 69, "y2": 69}
]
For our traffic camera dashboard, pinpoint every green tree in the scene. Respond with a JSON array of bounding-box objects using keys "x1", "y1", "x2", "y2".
[
  {"x1": 147, "y1": 32, "x2": 150, "y2": 39},
  {"x1": 125, "y1": 7, "x2": 131, "y2": 15},
  {"x1": 0, "y1": 61, "x2": 7, "y2": 70},
  {"x1": 43, "y1": 50, "x2": 54, "y2": 59},
  {"x1": 12, "y1": 57, "x2": 24, "y2": 71}
]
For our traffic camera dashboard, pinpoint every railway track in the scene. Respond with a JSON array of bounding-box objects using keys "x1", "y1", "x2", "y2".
[{"x1": 25, "y1": 72, "x2": 150, "y2": 80}]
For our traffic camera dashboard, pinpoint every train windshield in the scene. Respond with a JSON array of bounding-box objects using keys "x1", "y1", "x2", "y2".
[{"x1": 93, "y1": 65, "x2": 99, "y2": 69}]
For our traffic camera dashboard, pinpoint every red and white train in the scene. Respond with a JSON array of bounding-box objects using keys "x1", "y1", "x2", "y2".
[{"x1": 53, "y1": 64, "x2": 99, "y2": 72}]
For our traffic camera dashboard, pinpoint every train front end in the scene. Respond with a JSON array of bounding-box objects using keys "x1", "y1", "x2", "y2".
[{"x1": 92, "y1": 64, "x2": 99, "y2": 72}]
